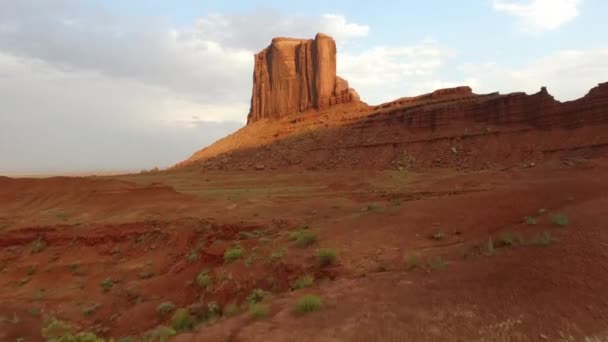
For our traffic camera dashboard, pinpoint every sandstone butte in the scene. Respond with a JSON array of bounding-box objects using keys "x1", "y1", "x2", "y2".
[{"x1": 247, "y1": 33, "x2": 360, "y2": 124}]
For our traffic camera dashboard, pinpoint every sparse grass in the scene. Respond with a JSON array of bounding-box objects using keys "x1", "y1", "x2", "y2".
[
  {"x1": 270, "y1": 249, "x2": 286, "y2": 262},
  {"x1": 223, "y1": 303, "x2": 240, "y2": 317},
  {"x1": 100, "y1": 278, "x2": 113, "y2": 293},
  {"x1": 248, "y1": 304, "x2": 269, "y2": 320},
  {"x1": 117, "y1": 337, "x2": 136, "y2": 342},
  {"x1": 157, "y1": 302, "x2": 176, "y2": 316},
  {"x1": 405, "y1": 253, "x2": 421, "y2": 270},
  {"x1": 185, "y1": 249, "x2": 200, "y2": 263},
  {"x1": 431, "y1": 231, "x2": 446, "y2": 241},
  {"x1": 551, "y1": 214, "x2": 570, "y2": 227},
  {"x1": 428, "y1": 256, "x2": 447, "y2": 271},
  {"x1": 291, "y1": 275, "x2": 314, "y2": 290},
  {"x1": 41, "y1": 319, "x2": 74, "y2": 339},
  {"x1": 294, "y1": 294, "x2": 323, "y2": 315},
  {"x1": 362, "y1": 203, "x2": 384, "y2": 213},
  {"x1": 144, "y1": 325, "x2": 176, "y2": 342},
  {"x1": 196, "y1": 269, "x2": 211, "y2": 289},
  {"x1": 170, "y1": 308, "x2": 195, "y2": 332},
  {"x1": 524, "y1": 216, "x2": 538, "y2": 225},
  {"x1": 290, "y1": 230, "x2": 318, "y2": 248},
  {"x1": 224, "y1": 246, "x2": 243, "y2": 263},
  {"x1": 316, "y1": 248, "x2": 338, "y2": 267},
  {"x1": 498, "y1": 232, "x2": 517, "y2": 247},
  {"x1": 529, "y1": 232, "x2": 555, "y2": 246},
  {"x1": 28, "y1": 307, "x2": 41, "y2": 317},
  {"x1": 82, "y1": 303, "x2": 100, "y2": 317},
  {"x1": 246, "y1": 288, "x2": 270, "y2": 305},
  {"x1": 30, "y1": 238, "x2": 47, "y2": 254}
]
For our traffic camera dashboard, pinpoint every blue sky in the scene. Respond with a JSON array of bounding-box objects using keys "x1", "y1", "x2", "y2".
[{"x1": 0, "y1": 0, "x2": 607, "y2": 174}]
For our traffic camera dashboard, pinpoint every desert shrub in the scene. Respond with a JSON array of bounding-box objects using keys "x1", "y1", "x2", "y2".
[
  {"x1": 363, "y1": 203, "x2": 384, "y2": 213},
  {"x1": 246, "y1": 288, "x2": 270, "y2": 305},
  {"x1": 185, "y1": 249, "x2": 200, "y2": 263},
  {"x1": 484, "y1": 237, "x2": 495, "y2": 256},
  {"x1": 223, "y1": 303, "x2": 240, "y2": 317},
  {"x1": 28, "y1": 307, "x2": 41, "y2": 317},
  {"x1": 551, "y1": 214, "x2": 570, "y2": 227},
  {"x1": 431, "y1": 231, "x2": 446, "y2": 241},
  {"x1": 524, "y1": 216, "x2": 538, "y2": 225},
  {"x1": 41, "y1": 319, "x2": 74, "y2": 340},
  {"x1": 316, "y1": 248, "x2": 338, "y2": 267},
  {"x1": 157, "y1": 301, "x2": 176, "y2": 316},
  {"x1": 498, "y1": 232, "x2": 516, "y2": 247},
  {"x1": 428, "y1": 256, "x2": 447, "y2": 271},
  {"x1": 290, "y1": 230, "x2": 318, "y2": 248},
  {"x1": 248, "y1": 304, "x2": 269, "y2": 320},
  {"x1": 100, "y1": 278, "x2": 113, "y2": 293},
  {"x1": 196, "y1": 269, "x2": 211, "y2": 289},
  {"x1": 224, "y1": 246, "x2": 243, "y2": 263},
  {"x1": 31, "y1": 238, "x2": 47, "y2": 254},
  {"x1": 270, "y1": 249, "x2": 286, "y2": 262},
  {"x1": 294, "y1": 294, "x2": 323, "y2": 315},
  {"x1": 170, "y1": 308, "x2": 195, "y2": 332},
  {"x1": 143, "y1": 325, "x2": 176, "y2": 342},
  {"x1": 291, "y1": 275, "x2": 314, "y2": 290},
  {"x1": 405, "y1": 253, "x2": 421, "y2": 270},
  {"x1": 530, "y1": 232, "x2": 555, "y2": 246}
]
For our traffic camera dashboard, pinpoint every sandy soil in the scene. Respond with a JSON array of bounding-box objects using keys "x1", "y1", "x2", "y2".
[{"x1": 1, "y1": 155, "x2": 608, "y2": 341}]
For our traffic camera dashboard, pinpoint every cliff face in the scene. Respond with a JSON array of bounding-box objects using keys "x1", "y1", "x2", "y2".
[{"x1": 247, "y1": 33, "x2": 359, "y2": 124}]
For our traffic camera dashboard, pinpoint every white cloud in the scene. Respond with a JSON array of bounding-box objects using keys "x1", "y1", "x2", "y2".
[
  {"x1": 339, "y1": 41, "x2": 461, "y2": 104},
  {"x1": 493, "y1": 0, "x2": 583, "y2": 32},
  {"x1": 319, "y1": 14, "x2": 369, "y2": 41},
  {"x1": 460, "y1": 48, "x2": 608, "y2": 100}
]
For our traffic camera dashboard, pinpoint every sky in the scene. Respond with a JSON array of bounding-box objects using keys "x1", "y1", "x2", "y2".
[{"x1": 1, "y1": 0, "x2": 607, "y2": 174}]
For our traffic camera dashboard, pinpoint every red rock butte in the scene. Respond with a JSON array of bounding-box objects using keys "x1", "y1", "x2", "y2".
[{"x1": 247, "y1": 33, "x2": 360, "y2": 124}]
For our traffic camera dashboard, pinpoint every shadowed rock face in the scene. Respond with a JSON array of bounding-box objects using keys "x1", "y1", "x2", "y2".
[{"x1": 247, "y1": 33, "x2": 359, "y2": 124}]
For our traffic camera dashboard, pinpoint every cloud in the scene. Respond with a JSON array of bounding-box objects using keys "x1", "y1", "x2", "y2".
[
  {"x1": 492, "y1": 0, "x2": 583, "y2": 32},
  {"x1": 339, "y1": 41, "x2": 461, "y2": 104},
  {"x1": 459, "y1": 48, "x2": 608, "y2": 100}
]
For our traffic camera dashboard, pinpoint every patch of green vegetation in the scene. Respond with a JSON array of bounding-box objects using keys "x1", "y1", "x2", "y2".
[
  {"x1": 428, "y1": 256, "x2": 447, "y2": 271},
  {"x1": 248, "y1": 304, "x2": 269, "y2": 320},
  {"x1": 246, "y1": 288, "x2": 270, "y2": 305},
  {"x1": 224, "y1": 246, "x2": 243, "y2": 263},
  {"x1": 170, "y1": 308, "x2": 195, "y2": 332},
  {"x1": 207, "y1": 301, "x2": 221, "y2": 320},
  {"x1": 117, "y1": 337, "x2": 136, "y2": 342},
  {"x1": 291, "y1": 275, "x2": 314, "y2": 290},
  {"x1": 551, "y1": 214, "x2": 570, "y2": 227},
  {"x1": 185, "y1": 248, "x2": 200, "y2": 263},
  {"x1": 316, "y1": 248, "x2": 338, "y2": 267},
  {"x1": 529, "y1": 232, "x2": 555, "y2": 246},
  {"x1": 196, "y1": 269, "x2": 211, "y2": 289},
  {"x1": 498, "y1": 232, "x2": 517, "y2": 247},
  {"x1": 524, "y1": 216, "x2": 538, "y2": 225},
  {"x1": 31, "y1": 238, "x2": 47, "y2": 254},
  {"x1": 289, "y1": 230, "x2": 318, "y2": 248},
  {"x1": 41, "y1": 319, "x2": 74, "y2": 340},
  {"x1": 28, "y1": 306, "x2": 41, "y2": 317},
  {"x1": 143, "y1": 325, "x2": 176, "y2": 342},
  {"x1": 27, "y1": 265, "x2": 37, "y2": 276},
  {"x1": 223, "y1": 303, "x2": 240, "y2": 317},
  {"x1": 484, "y1": 237, "x2": 495, "y2": 256},
  {"x1": 82, "y1": 303, "x2": 101, "y2": 317},
  {"x1": 294, "y1": 294, "x2": 323, "y2": 315},
  {"x1": 362, "y1": 203, "x2": 384, "y2": 213},
  {"x1": 270, "y1": 249, "x2": 286, "y2": 262},
  {"x1": 405, "y1": 253, "x2": 421, "y2": 270},
  {"x1": 100, "y1": 278, "x2": 113, "y2": 293},
  {"x1": 139, "y1": 270, "x2": 154, "y2": 279},
  {"x1": 431, "y1": 231, "x2": 446, "y2": 241},
  {"x1": 157, "y1": 301, "x2": 176, "y2": 316}
]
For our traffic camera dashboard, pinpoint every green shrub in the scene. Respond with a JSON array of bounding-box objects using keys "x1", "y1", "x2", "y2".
[
  {"x1": 270, "y1": 249, "x2": 286, "y2": 262},
  {"x1": 316, "y1": 248, "x2": 338, "y2": 267},
  {"x1": 196, "y1": 269, "x2": 211, "y2": 289},
  {"x1": 156, "y1": 301, "x2": 176, "y2": 316},
  {"x1": 294, "y1": 294, "x2": 323, "y2": 315},
  {"x1": 551, "y1": 214, "x2": 569, "y2": 227},
  {"x1": 428, "y1": 256, "x2": 447, "y2": 271},
  {"x1": 524, "y1": 216, "x2": 538, "y2": 225},
  {"x1": 246, "y1": 288, "x2": 269, "y2": 304},
  {"x1": 498, "y1": 232, "x2": 516, "y2": 247},
  {"x1": 290, "y1": 230, "x2": 318, "y2": 248},
  {"x1": 100, "y1": 278, "x2": 113, "y2": 293},
  {"x1": 530, "y1": 232, "x2": 555, "y2": 246},
  {"x1": 291, "y1": 275, "x2": 314, "y2": 290},
  {"x1": 170, "y1": 308, "x2": 195, "y2": 332},
  {"x1": 28, "y1": 307, "x2": 41, "y2": 317},
  {"x1": 185, "y1": 249, "x2": 200, "y2": 263},
  {"x1": 405, "y1": 253, "x2": 421, "y2": 270},
  {"x1": 31, "y1": 238, "x2": 47, "y2": 254},
  {"x1": 41, "y1": 319, "x2": 74, "y2": 339},
  {"x1": 224, "y1": 246, "x2": 243, "y2": 263},
  {"x1": 144, "y1": 325, "x2": 176, "y2": 342},
  {"x1": 248, "y1": 304, "x2": 269, "y2": 320},
  {"x1": 223, "y1": 303, "x2": 240, "y2": 317}
]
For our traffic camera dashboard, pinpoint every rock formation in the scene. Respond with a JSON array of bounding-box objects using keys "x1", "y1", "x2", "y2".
[{"x1": 247, "y1": 33, "x2": 359, "y2": 124}]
